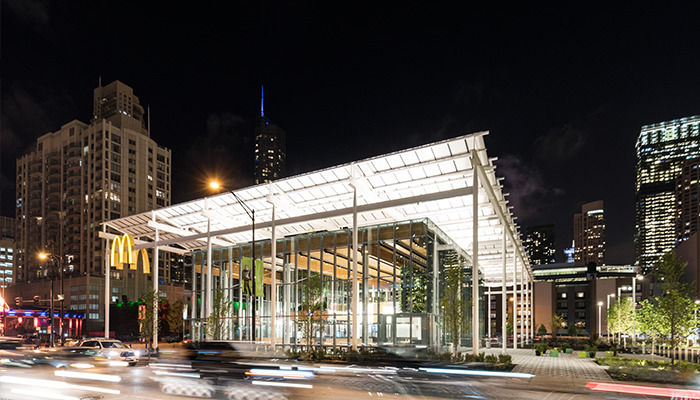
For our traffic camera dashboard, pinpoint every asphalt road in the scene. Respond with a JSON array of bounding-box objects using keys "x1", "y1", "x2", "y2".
[{"x1": 0, "y1": 362, "x2": 681, "y2": 400}]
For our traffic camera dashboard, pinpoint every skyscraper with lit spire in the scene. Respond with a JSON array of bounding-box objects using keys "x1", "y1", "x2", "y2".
[{"x1": 254, "y1": 86, "x2": 286, "y2": 184}]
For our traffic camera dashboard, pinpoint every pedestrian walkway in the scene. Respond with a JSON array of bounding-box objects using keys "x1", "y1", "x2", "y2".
[{"x1": 481, "y1": 348, "x2": 612, "y2": 381}]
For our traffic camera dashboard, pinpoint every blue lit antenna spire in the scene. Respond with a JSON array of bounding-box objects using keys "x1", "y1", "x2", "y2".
[{"x1": 261, "y1": 85, "x2": 264, "y2": 117}]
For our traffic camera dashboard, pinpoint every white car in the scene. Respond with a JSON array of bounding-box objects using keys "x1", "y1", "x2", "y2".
[{"x1": 77, "y1": 338, "x2": 139, "y2": 366}]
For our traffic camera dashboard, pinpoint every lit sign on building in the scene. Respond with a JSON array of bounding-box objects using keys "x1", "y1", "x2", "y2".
[{"x1": 110, "y1": 233, "x2": 150, "y2": 273}]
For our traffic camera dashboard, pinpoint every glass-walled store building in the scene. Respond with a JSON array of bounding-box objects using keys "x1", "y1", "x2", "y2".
[
  {"x1": 103, "y1": 133, "x2": 532, "y2": 354},
  {"x1": 189, "y1": 218, "x2": 478, "y2": 350}
]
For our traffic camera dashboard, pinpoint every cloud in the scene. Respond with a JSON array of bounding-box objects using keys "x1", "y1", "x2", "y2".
[
  {"x1": 5, "y1": 0, "x2": 50, "y2": 27},
  {"x1": 497, "y1": 154, "x2": 564, "y2": 220},
  {"x1": 532, "y1": 124, "x2": 588, "y2": 161}
]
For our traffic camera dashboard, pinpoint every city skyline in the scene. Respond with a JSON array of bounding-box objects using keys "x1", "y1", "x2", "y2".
[{"x1": 4, "y1": 3, "x2": 700, "y2": 265}]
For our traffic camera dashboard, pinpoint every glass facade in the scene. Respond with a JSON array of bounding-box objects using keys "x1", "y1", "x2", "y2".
[{"x1": 189, "y1": 218, "x2": 481, "y2": 350}]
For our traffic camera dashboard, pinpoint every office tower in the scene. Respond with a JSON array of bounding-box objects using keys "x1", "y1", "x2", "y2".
[
  {"x1": 524, "y1": 224, "x2": 556, "y2": 265},
  {"x1": 636, "y1": 116, "x2": 700, "y2": 271},
  {"x1": 14, "y1": 80, "x2": 172, "y2": 327},
  {"x1": 573, "y1": 201, "x2": 605, "y2": 266},
  {"x1": 676, "y1": 157, "x2": 700, "y2": 242},
  {"x1": 254, "y1": 86, "x2": 286, "y2": 184}
]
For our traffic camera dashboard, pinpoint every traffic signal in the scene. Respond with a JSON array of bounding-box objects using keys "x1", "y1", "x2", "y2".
[
  {"x1": 14, "y1": 297, "x2": 21, "y2": 307},
  {"x1": 33, "y1": 296, "x2": 40, "y2": 306}
]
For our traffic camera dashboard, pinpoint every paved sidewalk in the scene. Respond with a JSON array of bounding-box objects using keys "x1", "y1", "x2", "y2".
[{"x1": 480, "y1": 348, "x2": 612, "y2": 381}]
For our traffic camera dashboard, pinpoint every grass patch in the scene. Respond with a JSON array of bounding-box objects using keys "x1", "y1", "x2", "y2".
[{"x1": 594, "y1": 357, "x2": 700, "y2": 384}]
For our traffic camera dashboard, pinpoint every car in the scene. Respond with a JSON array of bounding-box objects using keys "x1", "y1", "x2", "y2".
[{"x1": 77, "y1": 338, "x2": 139, "y2": 366}]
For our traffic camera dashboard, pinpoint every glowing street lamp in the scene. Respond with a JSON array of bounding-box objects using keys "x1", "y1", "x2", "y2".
[
  {"x1": 38, "y1": 252, "x2": 64, "y2": 347},
  {"x1": 632, "y1": 275, "x2": 643, "y2": 345},
  {"x1": 209, "y1": 181, "x2": 258, "y2": 342},
  {"x1": 598, "y1": 301, "x2": 604, "y2": 337},
  {"x1": 606, "y1": 293, "x2": 615, "y2": 341}
]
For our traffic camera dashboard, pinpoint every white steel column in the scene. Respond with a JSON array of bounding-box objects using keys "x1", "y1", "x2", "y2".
[
  {"x1": 520, "y1": 266, "x2": 525, "y2": 345},
  {"x1": 502, "y1": 230, "x2": 507, "y2": 354},
  {"x1": 153, "y1": 223, "x2": 160, "y2": 350},
  {"x1": 487, "y1": 286, "x2": 491, "y2": 339},
  {"x1": 512, "y1": 257, "x2": 517, "y2": 350},
  {"x1": 104, "y1": 234, "x2": 110, "y2": 338},
  {"x1": 206, "y1": 216, "x2": 213, "y2": 318},
  {"x1": 191, "y1": 253, "x2": 196, "y2": 340},
  {"x1": 472, "y1": 162, "x2": 479, "y2": 355},
  {"x1": 351, "y1": 185, "x2": 359, "y2": 351},
  {"x1": 271, "y1": 205, "x2": 277, "y2": 348}
]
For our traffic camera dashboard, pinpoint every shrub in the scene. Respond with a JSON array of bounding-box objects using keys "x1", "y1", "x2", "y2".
[
  {"x1": 476, "y1": 352, "x2": 486, "y2": 362},
  {"x1": 484, "y1": 354, "x2": 498, "y2": 364},
  {"x1": 584, "y1": 344, "x2": 598, "y2": 358},
  {"x1": 534, "y1": 343, "x2": 548, "y2": 355},
  {"x1": 498, "y1": 354, "x2": 512, "y2": 364},
  {"x1": 560, "y1": 342, "x2": 571, "y2": 350}
]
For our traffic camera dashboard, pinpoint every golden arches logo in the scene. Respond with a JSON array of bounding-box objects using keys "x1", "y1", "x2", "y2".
[{"x1": 110, "y1": 233, "x2": 150, "y2": 274}]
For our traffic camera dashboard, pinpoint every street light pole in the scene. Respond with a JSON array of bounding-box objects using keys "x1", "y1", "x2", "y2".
[
  {"x1": 209, "y1": 182, "x2": 257, "y2": 342},
  {"x1": 606, "y1": 293, "x2": 615, "y2": 341},
  {"x1": 632, "y1": 275, "x2": 643, "y2": 346},
  {"x1": 598, "y1": 301, "x2": 603, "y2": 337},
  {"x1": 617, "y1": 286, "x2": 622, "y2": 346}
]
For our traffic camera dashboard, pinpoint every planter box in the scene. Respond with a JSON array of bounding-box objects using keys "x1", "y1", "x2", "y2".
[
  {"x1": 550, "y1": 350, "x2": 559, "y2": 357},
  {"x1": 578, "y1": 351, "x2": 587, "y2": 358},
  {"x1": 565, "y1": 348, "x2": 573, "y2": 354}
]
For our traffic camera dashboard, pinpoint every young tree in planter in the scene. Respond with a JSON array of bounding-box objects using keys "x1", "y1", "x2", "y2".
[
  {"x1": 654, "y1": 250, "x2": 695, "y2": 364},
  {"x1": 207, "y1": 287, "x2": 232, "y2": 340},
  {"x1": 537, "y1": 324, "x2": 547, "y2": 336},
  {"x1": 550, "y1": 314, "x2": 564, "y2": 338},
  {"x1": 440, "y1": 255, "x2": 465, "y2": 356},
  {"x1": 296, "y1": 272, "x2": 325, "y2": 359},
  {"x1": 166, "y1": 299, "x2": 185, "y2": 339},
  {"x1": 637, "y1": 299, "x2": 667, "y2": 361},
  {"x1": 607, "y1": 296, "x2": 634, "y2": 347}
]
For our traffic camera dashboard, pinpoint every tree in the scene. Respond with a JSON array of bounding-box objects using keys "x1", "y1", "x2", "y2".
[
  {"x1": 567, "y1": 324, "x2": 579, "y2": 337},
  {"x1": 607, "y1": 296, "x2": 634, "y2": 345},
  {"x1": 637, "y1": 299, "x2": 667, "y2": 361},
  {"x1": 441, "y1": 254, "x2": 465, "y2": 355},
  {"x1": 550, "y1": 314, "x2": 564, "y2": 338},
  {"x1": 166, "y1": 299, "x2": 185, "y2": 338},
  {"x1": 537, "y1": 324, "x2": 547, "y2": 336},
  {"x1": 139, "y1": 288, "x2": 159, "y2": 344},
  {"x1": 655, "y1": 250, "x2": 695, "y2": 362},
  {"x1": 296, "y1": 272, "x2": 324, "y2": 358},
  {"x1": 207, "y1": 287, "x2": 232, "y2": 340}
]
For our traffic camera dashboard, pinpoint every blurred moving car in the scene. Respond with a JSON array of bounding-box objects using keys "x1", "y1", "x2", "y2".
[{"x1": 78, "y1": 337, "x2": 139, "y2": 366}]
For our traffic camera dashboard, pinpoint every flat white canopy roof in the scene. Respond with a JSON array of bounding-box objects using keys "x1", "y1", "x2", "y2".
[{"x1": 103, "y1": 132, "x2": 531, "y2": 282}]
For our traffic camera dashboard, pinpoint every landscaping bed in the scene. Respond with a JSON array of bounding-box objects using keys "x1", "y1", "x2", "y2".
[{"x1": 595, "y1": 357, "x2": 700, "y2": 385}]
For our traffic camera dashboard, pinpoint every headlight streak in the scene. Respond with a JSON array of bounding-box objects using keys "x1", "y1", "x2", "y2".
[
  {"x1": 251, "y1": 381, "x2": 313, "y2": 389},
  {"x1": 333, "y1": 366, "x2": 398, "y2": 374},
  {"x1": 54, "y1": 369, "x2": 122, "y2": 382},
  {"x1": 246, "y1": 368, "x2": 314, "y2": 379},
  {"x1": 0, "y1": 375, "x2": 120, "y2": 395},
  {"x1": 149, "y1": 363, "x2": 195, "y2": 370},
  {"x1": 68, "y1": 363, "x2": 95, "y2": 369},
  {"x1": 418, "y1": 367, "x2": 535, "y2": 379},
  {"x1": 153, "y1": 370, "x2": 201, "y2": 378},
  {"x1": 586, "y1": 381, "x2": 700, "y2": 398},
  {"x1": 109, "y1": 361, "x2": 129, "y2": 367},
  {"x1": 10, "y1": 388, "x2": 79, "y2": 400}
]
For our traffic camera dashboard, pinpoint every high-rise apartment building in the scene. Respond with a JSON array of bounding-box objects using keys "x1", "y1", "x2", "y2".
[
  {"x1": 524, "y1": 224, "x2": 556, "y2": 265},
  {"x1": 254, "y1": 87, "x2": 286, "y2": 185},
  {"x1": 14, "y1": 80, "x2": 175, "y2": 330},
  {"x1": 0, "y1": 216, "x2": 15, "y2": 289},
  {"x1": 636, "y1": 116, "x2": 700, "y2": 271},
  {"x1": 573, "y1": 201, "x2": 605, "y2": 266}
]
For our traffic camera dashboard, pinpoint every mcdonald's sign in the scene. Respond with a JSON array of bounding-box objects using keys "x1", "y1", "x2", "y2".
[{"x1": 110, "y1": 233, "x2": 150, "y2": 273}]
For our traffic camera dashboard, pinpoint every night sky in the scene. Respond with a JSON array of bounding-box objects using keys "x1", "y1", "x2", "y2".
[{"x1": 3, "y1": 2, "x2": 700, "y2": 264}]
